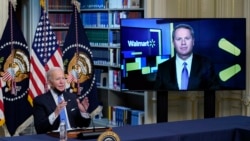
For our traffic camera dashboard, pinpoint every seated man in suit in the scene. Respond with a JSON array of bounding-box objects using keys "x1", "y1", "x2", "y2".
[
  {"x1": 155, "y1": 23, "x2": 220, "y2": 91},
  {"x1": 33, "y1": 67, "x2": 91, "y2": 134}
]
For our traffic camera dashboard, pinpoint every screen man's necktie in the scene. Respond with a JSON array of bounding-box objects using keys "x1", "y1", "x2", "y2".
[{"x1": 181, "y1": 62, "x2": 189, "y2": 90}]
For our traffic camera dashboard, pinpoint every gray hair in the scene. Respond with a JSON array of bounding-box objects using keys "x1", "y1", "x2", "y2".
[{"x1": 46, "y1": 67, "x2": 64, "y2": 81}]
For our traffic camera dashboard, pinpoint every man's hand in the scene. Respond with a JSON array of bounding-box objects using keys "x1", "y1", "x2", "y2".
[
  {"x1": 54, "y1": 100, "x2": 67, "y2": 117},
  {"x1": 77, "y1": 97, "x2": 89, "y2": 113}
]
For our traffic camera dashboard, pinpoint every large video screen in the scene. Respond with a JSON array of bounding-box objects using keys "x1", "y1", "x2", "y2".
[{"x1": 120, "y1": 18, "x2": 246, "y2": 91}]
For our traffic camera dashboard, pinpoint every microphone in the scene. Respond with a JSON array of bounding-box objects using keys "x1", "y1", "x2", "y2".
[
  {"x1": 91, "y1": 115, "x2": 96, "y2": 132},
  {"x1": 71, "y1": 105, "x2": 96, "y2": 132},
  {"x1": 77, "y1": 116, "x2": 104, "y2": 139}
]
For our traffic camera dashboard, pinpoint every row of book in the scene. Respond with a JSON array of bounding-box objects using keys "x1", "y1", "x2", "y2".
[
  {"x1": 95, "y1": 68, "x2": 106, "y2": 87},
  {"x1": 108, "y1": 69, "x2": 121, "y2": 90},
  {"x1": 48, "y1": 0, "x2": 105, "y2": 9},
  {"x1": 48, "y1": 0, "x2": 141, "y2": 10},
  {"x1": 48, "y1": 0, "x2": 71, "y2": 9},
  {"x1": 54, "y1": 31, "x2": 119, "y2": 66},
  {"x1": 49, "y1": 11, "x2": 143, "y2": 28},
  {"x1": 108, "y1": 106, "x2": 144, "y2": 126},
  {"x1": 109, "y1": 48, "x2": 120, "y2": 65},
  {"x1": 44, "y1": 11, "x2": 139, "y2": 28},
  {"x1": 92, "y1": 48, "x2": 109, "y2": 64},
  {"x1": 80, "y1": 0, "x2": 107, "y2": 9},
  {"x1": 54, "y1": 29, "x2": 120, "y2": 47},
  {"x1": 48, "y1": 11, "x2": 142, "y2": 28},
  {"x1": 82, "y1": 12, "x2": 109, "y2": 28},
  {"x1": 95, "y1": 69, "x2": 120, "y2": 90},
  {"x1": 109, "y1": 30, "x2": 120, "y2": 46},
  {"x1": 109, "y1": 0, "x2": 142, "y2": 9},
  {"x1": 49, "y1": 13, "x2": 71, "y2": 27},
  {"x1": 80, "y1": 0, "x2": 142, "y2": 9},
  {"x1": 85, "y1": 29, "x2": 120, "y2": 47},
  {"x1": 92, "y1": 47, "x2": 120, "y2": 66},
  {"x1": 85, "y1": 29, "x2": 109, "y2": 46},
  {"x1": 82, "y1": 11, "x2": 143, "y2": 28}
]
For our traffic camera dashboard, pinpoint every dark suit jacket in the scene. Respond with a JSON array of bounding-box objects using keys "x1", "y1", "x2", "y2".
[
  {"x1": 33, "y1": 91, "x2": 91, "y2": 134},
  {"x1": 154, "y1": 54, "x2": 220, "y2": 91}
]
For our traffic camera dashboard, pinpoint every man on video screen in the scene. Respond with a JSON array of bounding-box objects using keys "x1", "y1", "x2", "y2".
[{"x1": 154, "y1": 24, "x2": 220, "y2": 91}]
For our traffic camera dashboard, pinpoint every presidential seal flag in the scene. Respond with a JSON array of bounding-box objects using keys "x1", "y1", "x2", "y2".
[
  {"x1": 28, "y1": 0, "x2": 63, "y2": 101},
  {"x1": 0, "y1": 1, "x2": 32, "y2": 136},
  {"x1": 62, "y1": 0, "x2": 102, "y2": 117}
]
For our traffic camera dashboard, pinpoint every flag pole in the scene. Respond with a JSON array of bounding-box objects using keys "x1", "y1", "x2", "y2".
[
  {"x1": 9, "y1": 0, "x2": 17, "y2": 95},
  {"x1": 40, "y1": 0, "x2": 49, "y2": 92},
  {"x1": 72, "y1": 0, "x2": 81, "y2": 95}
]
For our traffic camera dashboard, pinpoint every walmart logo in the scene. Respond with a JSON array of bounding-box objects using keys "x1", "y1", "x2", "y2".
[
  {"x1": 127, "y1": 39, "x2": 156, "y2": 48},
  {"x1": 149, "y1": 39, "x2": 156, "y2": 48},
  {"x1": 218, "y1": 38, "x2": 241, "y2": 82}
]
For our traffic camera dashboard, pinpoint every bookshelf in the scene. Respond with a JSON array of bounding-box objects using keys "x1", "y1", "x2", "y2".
[{"x1": 47, "y1": 0, "x2": 152, "y2": 126}]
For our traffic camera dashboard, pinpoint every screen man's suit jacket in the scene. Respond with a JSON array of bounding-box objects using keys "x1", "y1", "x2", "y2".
[
  {"x1": 33, "y1": 91, "x2": 91, "y2": 134},
  {"x1": 154, "y1": 54, "x2": 220, "y2": 91}
]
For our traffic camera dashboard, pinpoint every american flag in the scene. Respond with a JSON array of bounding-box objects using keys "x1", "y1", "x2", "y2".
[
  {"x1": 67, "y1": 70, "x2": 78, "y2": 83},
  {"x1": 29, "y1": 7, "x2": 63, "y2": 100},
  {"x1": 2, "y1": 68, "x2": 15, "y2": 95},
  {"x1": 2, "y1": 71, "x2": 12, "y2": 82}
]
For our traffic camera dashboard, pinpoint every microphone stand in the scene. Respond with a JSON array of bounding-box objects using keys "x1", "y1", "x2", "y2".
[
  {"x1": 77, "y1": 115, "x2": 103, "y2": 139},
  {"x1": 91, "y1": 115, "x2": 96, "y2": 133}
]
